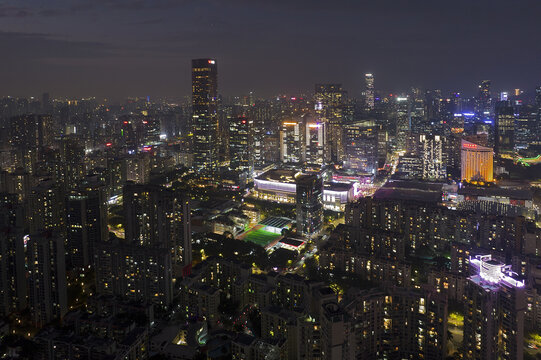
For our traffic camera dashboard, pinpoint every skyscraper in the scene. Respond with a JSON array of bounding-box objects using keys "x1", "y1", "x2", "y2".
[
  {"x1": 477, "y1": 80, "x2": 492, "y2": 119},
  {"x1": 395, "y1": 96, "x2": 410, "y2": 151},
  {"x1": 494, "y1": 100, "x2": 515, "y2": 156},
  {"x1": 314, "y1": 84, "x2": 344, "y2": 163},
  {"x1": 419, "y1": 134, "x2": 446, "y2": 180},
  {"x1": 66, "y1": 185, "x2": 107, "y2": 270},
  {"x1": 228, "y1": 115, "x2": 253, "y2": 176},
  {"x1": 280, "y1": 118, "x2": 305, "y2": 164},
  {"x1": 343, "y1": 120, "x2": 378, "y2": 174},
  {"x1": 192, "y1": 58, "x2": 218, "y2": 172},
  {"x1": 296, "y1": 174, "x2": 323, "y2": 237},
  {"x1": 305, "y1": 121, "x2": 325, "y2": 165},
  {"x1": 364, "y1": 73, "x2": 374, "y2": 110},
  {"x1": 461, "y1": 140, "x2": 493, "y2": 182},
  {"x1": 463, "y1": 255, "x2": 525, "y2": 360}
]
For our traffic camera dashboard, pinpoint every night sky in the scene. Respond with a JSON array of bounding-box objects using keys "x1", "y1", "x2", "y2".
[{"x1": 1, "y1": 0, "x2": 540, "y2": 100}]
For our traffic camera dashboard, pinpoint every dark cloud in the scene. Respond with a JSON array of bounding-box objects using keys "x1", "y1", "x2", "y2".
[
  {"x1": 0, "y1": 0, "x2": 540, "y2": 99},
  {"x1": 0, "y1": 31, "x2": 115, "y2": 60},
  {"x1": 0, "y1": 5, "x2": 32, "y2": 18}
]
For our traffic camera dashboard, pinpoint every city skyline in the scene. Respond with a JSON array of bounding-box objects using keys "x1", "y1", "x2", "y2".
[{"x1": 1, "y1": 0, "x2": 541, "y2": 99}]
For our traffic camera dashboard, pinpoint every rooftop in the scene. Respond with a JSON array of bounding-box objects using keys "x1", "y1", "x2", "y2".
[
  {"x1": 259, "y1": 216, "x2": 293, "y2": 229},
  {"x1": 373, "y1": 180, "x2": 442, "y2": 202},
  {"x1": 256, "y1": 169, "x2": 298, "y2": 184}
]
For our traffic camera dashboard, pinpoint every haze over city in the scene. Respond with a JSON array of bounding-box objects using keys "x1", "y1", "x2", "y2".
[{"x1": 1, "y1": 0, "x2": 541, "y2": 99}]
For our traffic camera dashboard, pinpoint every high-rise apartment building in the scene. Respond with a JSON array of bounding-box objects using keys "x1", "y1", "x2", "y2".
[
  {"x1": 0, "y1": 193, "x2": 26, "y2": 316},
  {"x1": 461, "y1": 140, "x2": 493, "y2": 182},
  {"x1": 192, "y1": 58, "x2": 218, "y2": 172},
  {"x1": 27, "y1": 179, "x2": 65, "y2": 234},
  {"x1": 27, "y1": 231, "x2": 68, "y2": 327},
  {"x1": 463, "y1": 255, "x2": 525, "y2": 360},
  {"x1": 94, "y1": 239, "x2": 173, "y2": 306},
  {"x1": 419, "y1": 134, "x2": 446, "y2": 180},
  {"x1": 123, "y1": 182, "x2": 191, "y2": 273},
  {"x1": 66, "y1": 185, "x2": 107, "y2": 270},
  {"x1": 345, "y1": 287, "x2": 448, "y2": 360}
]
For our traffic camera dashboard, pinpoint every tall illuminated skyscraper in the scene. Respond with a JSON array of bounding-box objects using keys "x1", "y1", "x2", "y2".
[
  {"x1": 314, "y1": 84, "x2": 344, "y2": 163},
  {"x1": 296, "y1": 173, "x2": 323, "y2": 237},
  {"x1": 343, "y1": 120, "x2": 378, "y2": 174},
  {"x1": 494, "y1": 100, "x2": 515, "y2": 156},
  {"x1": 280, "y1": 119, "x2": 305, "y2": 164},
  {"x1": 395, "y1": 96, "x2": 410, "y2": 151},
  {"x1": 229, "y1": 115, "x2": 254, "y2": 176},
  {"x1": 192, "y1": 58, "x2": 218, "y2": 172},
  {"x1": 364, "y1": 73, "x2": 374, "y2": 110},
  {"x1": 305, "y1": 121, "x2": 325, "y2": 165},
  {"x1": 477, "y1": 80, "x2": 492, "y2": 119}
]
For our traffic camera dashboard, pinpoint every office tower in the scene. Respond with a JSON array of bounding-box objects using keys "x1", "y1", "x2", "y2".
[
  {"x1": 296, "y1": 174, "x2": 323, "y2": 237},
  {"x1": 477, "y1": 80, "x2": 492, "y2": 118},
  {"x1": 42, "y1": 92, "x2": 52, "y2": 114},
  {"x1": 250, "y1": 100, "x2": 273, "y2": 166},
  {"x1": 494, "y1": 100, "x2": 515, "y2": 156},
  {"x1": 280, "y1": 118, "x2": 305, "y2": 164},
  {"x1": 229, "y1": 115, "x2": 254, "y2": 176},
  {"x1": 192, "y1": 58, "x2": 218, "y2": 172},
  {"x1": 419, "y1": 134, "x2": 446, "y2": 180},
  {"x1": 343, "y1": 120, "x2": 378, "y2": 174},
  {"x1": 314, "y1": 84, "x2": 344, "y2": 163},
  {"x1": 27, "y1": 231, "x2": 68, "y2": 328},
  {"x1": 346, "y1": 287, "x2": 447, "y2": 360},
  {"x1": 463, "y1": 255, "x2": 525, "y2": 360},
  {"x1": 536, "y1": 86, "x2": 541, "y2": 109},
  {"x1": 305, "y1": 121, "x2": 325, "y2": 165},
  {"x1": 364, "y1": 73, "x2": 375, "y2": 110},
  {"x1": 94, "y1": 239, "x2": 173, "y2": 306},
  {"x1": 66, "y1": 186, "x2": 107, "y2": 270},
  {"x1": 123, "y1": 182, "x2": 191, "y2": 272},
  {"x1": 410, "y1": 89, "x2": 428, "y2": 134},
  {"x1": 0, "y1": 193, "x2": 26, "y2": 316},
  {"x1": 424, "y1": 89, "x2": 444, "y2": 134},
  {"x1": 395, "y1": 96, "x2": 410, "y2": 151},
  {"x1": 27, "y1": 179, "x2": 65, "y2": 234},
  {"x1": 60, "y1": 135, "x2": 86, "y2": 187},
  {"x1": 461, "y1": 140, "x2": 493, "y2": 182}
]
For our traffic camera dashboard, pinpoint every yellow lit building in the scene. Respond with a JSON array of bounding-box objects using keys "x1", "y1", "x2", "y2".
[{"x1": 461, "y1": 140, "x2": 493, "y2": 182}]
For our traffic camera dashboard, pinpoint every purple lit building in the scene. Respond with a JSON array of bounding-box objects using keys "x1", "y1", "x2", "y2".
[{"x1": 463, "y1": 255, "x2": 525, "y2": 360}]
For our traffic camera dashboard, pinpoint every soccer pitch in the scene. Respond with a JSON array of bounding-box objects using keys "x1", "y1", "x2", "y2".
[{"x1": 239, "y1": 226, "x2": 282, "y2": 247}]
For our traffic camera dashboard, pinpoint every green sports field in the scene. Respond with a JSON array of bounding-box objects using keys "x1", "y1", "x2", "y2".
[{"x1": 239, "y1": 226, "x2": 281, "y2": 247}]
